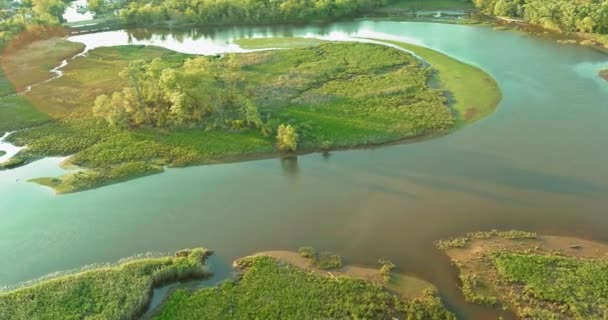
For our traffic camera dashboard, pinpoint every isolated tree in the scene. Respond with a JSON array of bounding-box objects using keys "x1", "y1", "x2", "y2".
[{"x1": 276, "y1": 124, "x2": 298, "y2": 152}]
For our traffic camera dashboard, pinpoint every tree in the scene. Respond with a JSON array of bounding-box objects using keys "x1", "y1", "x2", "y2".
[
  {"x1": 32, "y1": 0, "x2": 67, "y2": 23},
  {"x1": 276, "y1": 124, "x2": 298, "y2": 152},
  {"x1": 242, "y1": 100, "x2": 262, "y2": 128},
  {"x1": 577, "y1": 16, "x2": 596, "y2": 33}
]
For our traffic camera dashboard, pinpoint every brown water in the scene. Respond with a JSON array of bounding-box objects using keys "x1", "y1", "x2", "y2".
[{"x1": 1, "y1": 21, "x2": 608, "y2": 319}]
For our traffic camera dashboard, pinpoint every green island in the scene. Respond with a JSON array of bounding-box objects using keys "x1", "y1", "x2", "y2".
[
  {"x1": 0, "y1": 36, "x2": 500, "y2": 194},
  {"x1": 437, "y1": 230, "x2": 608, "y2": 319},
  {"x1": 0, "y1": 247, "x2": 456, "y2": 320},
  {"x1": 0, "y1": 150, "x2": 6, "y2": 157}
]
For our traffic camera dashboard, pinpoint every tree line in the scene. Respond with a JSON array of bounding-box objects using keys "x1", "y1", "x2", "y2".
[
  {"x1": 0, "y1": 0, "x2": 70, "y2": 47},
  {"x1": 117, "y1": 0, "x2": 390, "y2": 26},
  {"x1": 474, "y1": 0, "x2": 608, "y2": 33}
]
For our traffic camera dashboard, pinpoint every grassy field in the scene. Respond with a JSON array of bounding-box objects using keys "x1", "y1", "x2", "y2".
[
  {"x1": 0, "y1": 248, "x2": 212, "y2": 320},
  {"x1": 382, "y1": 40, "x2": 501, "y2": 125},
  {"x1": 440, "y1": 232, "x2": 608, "y2": 319},
  {"x1": 153, "y1": 255, "x2": 455, "y2": 319},
  {"x1": 0, "y1": 94, "x2": 50, "y2": 135},
  {"x1": 1, "y1": 38, "x2": 85, "y2": 92},
  {"x1": 0, "y1": 38, "x2": 82, "y2": 134},
  {"x1": 2, "y1": 38, "x2": 500, "y2": 194}
]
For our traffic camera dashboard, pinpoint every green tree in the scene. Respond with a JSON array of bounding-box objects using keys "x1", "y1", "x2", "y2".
[
  {"x1": 32, "y1": 0, "x2": 67, "y2": 23},
  {"x1": 276, "y1": 124, "x2": 298, "y2": 152},
  {"x1": 242, "y1": 100, "x2": 263, "y2": 128}
]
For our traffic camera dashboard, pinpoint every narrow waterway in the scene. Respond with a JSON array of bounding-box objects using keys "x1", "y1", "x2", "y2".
[{"x1": 1, "y1": 21, "x2": 608, "y2": 319}]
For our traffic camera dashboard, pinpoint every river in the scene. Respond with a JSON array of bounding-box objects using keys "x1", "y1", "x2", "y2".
[{"x1": 1, "y1": 20, "x2": 608, "y2": 319}]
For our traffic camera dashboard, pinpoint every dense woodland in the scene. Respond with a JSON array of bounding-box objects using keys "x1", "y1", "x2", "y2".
[
  {"x1": 117, "y1": 0, "x2": 390, "y2": 25},
  {"x1": 0, "y1": 0, "x2": 71, "y2": 46},
  {"x1": 474, "y1": 0, "x2": 608, "y2": 33}
]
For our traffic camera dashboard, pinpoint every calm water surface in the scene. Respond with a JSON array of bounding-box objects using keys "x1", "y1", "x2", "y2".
[{"x1": 1, "y1": 21, "x2": 608, "y2": 319}]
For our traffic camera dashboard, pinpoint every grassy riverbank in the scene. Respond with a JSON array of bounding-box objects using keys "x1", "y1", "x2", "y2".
[
  {"x1": 439, "y1": 231, "x2": 608, "y2": 319},
  {"x1": 1, "y1": 38, "x2": 500, "y2": 194},
  {"x1": 0, "y1": 248, "x2": 454, "y2": 319},
  {"x1": 381, "y1": 40, "x2": 501, "y2": 125},
  {"x1": 0, "y1": 248, "x2": 212, "y2": 320},
  {"x1": 154, "y1": 255, "x2": 455, "y2": 319}
]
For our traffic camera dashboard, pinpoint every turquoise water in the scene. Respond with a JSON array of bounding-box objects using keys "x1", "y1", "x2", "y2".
[{"x1": 1, "y1": 21, "x2": 608, "y2": 318}]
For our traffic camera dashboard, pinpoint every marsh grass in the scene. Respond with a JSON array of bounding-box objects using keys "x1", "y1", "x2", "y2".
[
  {"x1": 0, "y1": 248, "x2": 213, "y2": 320},
  {"x1": 154, "y1": 256, "x2": 456, "y2": 320},
  {"x1": 297, "y1": 246, "x2": 343, "y2": 270},
  {"x1": 490, "y1": 251, "x2": 608, "y2": 319},
  {"x1": 4, "y1": 39, "x2": 499, "y2": 194},
  {"x1": 1, "y1": 38, "x2": 85, "y2": 91},
  {"x1": 435, "y1": 229, "x2": 538, "y2": 249}
]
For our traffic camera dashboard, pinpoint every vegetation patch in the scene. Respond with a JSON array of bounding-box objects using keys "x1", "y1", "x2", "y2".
[
  {"x1": 298, "y1": 246, "x2": 344, "y2": 270},
  {"x1": 0, "y1": 248, "x2": 212, "y2": 320},
  {"x1": 600, "y1": 69, "x2": 608, "y2": 82},
  {"x1": 381, "y1": 40, "x2": 502, "y2": 125},
  {"x1": 0, "y1": 38, "x2": 501, "y2": 194},
  {"x1": 153, "y1": 255, "x2": 455, "y2": 319},
  {"x1": 434, "y1": 229, "x2": 537, "y2": 249},
  {"x1": 439, "y1": 232, "x2": 608, "y2": 319}
]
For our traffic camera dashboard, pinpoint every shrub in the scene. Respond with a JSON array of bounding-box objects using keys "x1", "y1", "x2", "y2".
[{"x1": 276, "y1": 124, "x2": 298, "y2": 152}]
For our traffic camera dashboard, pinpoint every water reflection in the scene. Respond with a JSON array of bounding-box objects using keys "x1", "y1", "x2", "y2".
[{"x1": 280, "y1": 156, "x2": 300, "y2": 179}]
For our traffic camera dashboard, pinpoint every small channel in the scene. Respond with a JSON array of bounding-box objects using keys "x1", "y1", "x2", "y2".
[{"x1": 141, "y1": 254, "x2": 234, "y2": 319}]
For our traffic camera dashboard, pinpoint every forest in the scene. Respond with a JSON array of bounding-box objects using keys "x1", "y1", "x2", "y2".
[
  {"x1": 0, "y1": 0, "x2": 71, "y2": 46},
  {"x1": 117, "y1": 0, "x2": 390, "y2": 25},
  {"x1": 474, "y1": 0, "x2": 608, "y2": 33}
]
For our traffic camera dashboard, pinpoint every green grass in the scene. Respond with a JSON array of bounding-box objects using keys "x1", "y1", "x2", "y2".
[
  {"x1": 491, "y1": 252, "x2": 608, "y2": 319},
  {"x1": 382, "y1": 40, "x2": 502, "y2": 125},
  {"x1": 153, "y1": 256, "x2": 455, "y2": 319},
  {"x1": 0, "y1": 248, "x2": 212, "y2": 320},
  {"x1": 0, "y1": 95, "x2": 51, "y2": 135},
  {"x1": 3, "y1": 39, "x2": 500, "y2": 194}
]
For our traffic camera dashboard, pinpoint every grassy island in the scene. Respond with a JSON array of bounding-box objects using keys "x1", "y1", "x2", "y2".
[
  {"x1": 153, "y1": 253, "x2": 455, "y2": 319},
  {"x1": 0, "y1": 248, "x2": 455, "y2": 320},
  {"x1": 0, "y1": 248, "x2": 212, "y2": 320},
  {"x1": 438, "y1": 230, "x2": 608, "y2": 319},
  {"x1": 1, "y1": 37, "x2": 500, "y2": 194},
  {"x1": 601, "y1": 69, "x2": 608, "y2": 82}
]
